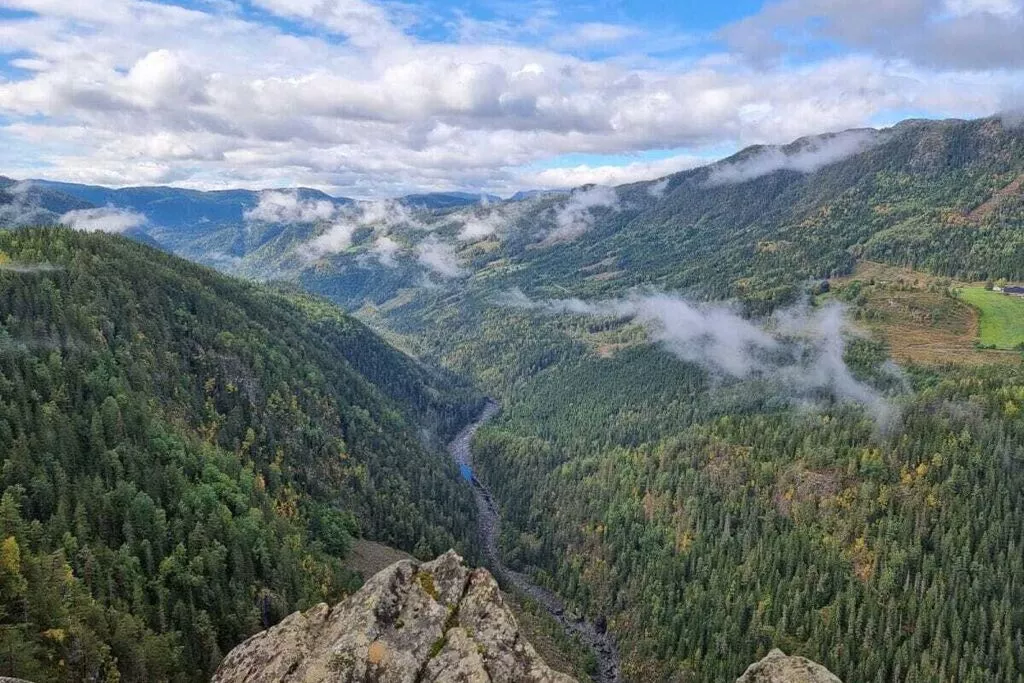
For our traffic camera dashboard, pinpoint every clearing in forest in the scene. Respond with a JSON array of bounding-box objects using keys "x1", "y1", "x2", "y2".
[
  {"x1": 958, "y1": 287, "x2": 1024, "y2": 349},
  {"x1": 832, "y1": 262, "x2": 1018, "y2": 366}
]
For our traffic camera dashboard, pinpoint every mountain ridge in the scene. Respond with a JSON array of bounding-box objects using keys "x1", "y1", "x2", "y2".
[{"x1": 0, "y1": 227, "x2": 482, "y2": 681}]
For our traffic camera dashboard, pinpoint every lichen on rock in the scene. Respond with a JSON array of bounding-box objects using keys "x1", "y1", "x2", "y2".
[
  {"x1": 735, "y1": 649, "x2": 842, "y2": 683},
  {"x1": 213, "y1": 550, "x2": 577, "y2": 683}
]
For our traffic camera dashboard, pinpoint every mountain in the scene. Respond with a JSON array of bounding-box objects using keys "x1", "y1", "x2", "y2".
[
  {"x1": 400, "y1": 191, "x2": 502, "y2": 209},
  {"x1": 218, "y1": 116, "x2": 1024, "y2": 314},
  {"x1": 27, "y1": 180, "x2": 349, "y2": 233},
  {"x1": 0, "y1": 227, "x2": 482, "y2": 682},
  {"x1": 7, "y1": 115, "x2": 1024, "y2": 681},
  {"x1": 0, "y1": 176, "x2": 94, "y2": 227},
  {"x1": 509, "y1": 189, "x2": 570, "y2": 201},
  {"x1": 188, "y1": 116, "x2": 1024, "y2": 681}
]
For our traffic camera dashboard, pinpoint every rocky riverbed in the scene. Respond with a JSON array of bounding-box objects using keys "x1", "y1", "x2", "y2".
[{"x1": 449, "y1": 401, "x2": 621, "y2": 683}]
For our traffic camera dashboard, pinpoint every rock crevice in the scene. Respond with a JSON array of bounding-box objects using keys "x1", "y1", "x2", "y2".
[
  {"x1": 213, "y1": 552, "x2": 843, "y2": 683},
  {"x1": 213, "y1": 550, "x2": 575, "y2": 683}
]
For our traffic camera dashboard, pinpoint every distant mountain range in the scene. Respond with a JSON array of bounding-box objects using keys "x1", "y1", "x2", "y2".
[{"x1": 0, "y1": 178, "x2": 514, "y2": 230}]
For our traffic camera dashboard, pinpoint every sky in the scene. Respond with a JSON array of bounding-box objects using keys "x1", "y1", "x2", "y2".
[{"x1": 0, "y1": 0, "x2": 1021, "y2": 197}]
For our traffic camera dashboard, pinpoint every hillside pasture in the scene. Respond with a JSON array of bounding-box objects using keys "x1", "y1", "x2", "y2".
[
  {"x1": 831, "y1": 262, "x2": 1018, "y2": 366},
  {"x1": 959, "y1": 287, "x2": 1024, "y2": 349}
]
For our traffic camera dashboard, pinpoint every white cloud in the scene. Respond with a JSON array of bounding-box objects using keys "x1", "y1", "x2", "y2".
[
  {"x1": 303, "y1": 221, "x2": 358, "y2": 258},
  {"x1": 647, "y1": 178, "x2": 670, "y2": 198},
  {"x1": 249, "y1": 0, "x2": 405, "y2": 49},
  {"x1": 416, "y1": 235, "x2": 463, "y2": 277},
  {"x1": 368, "y1": 235, "x2": 401, "y2": 266},
  {"x1": 508, "y1": 290, "x2": 902, "y2": 423},
  {"x1": 521, "y1": 154, "x2": 707, "y2": 188},
  {"x1": 0, "y1": 0, "x2": 1019, "y2": 195},
  {"x1": 723, "y1": 0, "x2": 1024, "y2": 71},
  {"x1": 300, "y1": 199, "x2": 419, "y2": 259},
  {"x1": 245, "y1": 191, "x2": 338, "y2": 224},
  {"x1": 458, "y1": 212, "x2": 504, "y2": 241},
  {"x1": 455, "y1": 200, "x2": 532, "y2": 242},
  {"x1": 944, "y1": 0, "x2": 1021, "y2": 17},
  {"x1": 60, "y1": 207, "x2": 147, "y2": 233},
  {"x1": 550, "y1": 22, "x2": 643, "y2": 48},
  {"x1": 704, "y1": 129, "x2": 880, "y2": 186},
  {"x1": 545, "y1": 185, "x2": 619, "y2": 243}
]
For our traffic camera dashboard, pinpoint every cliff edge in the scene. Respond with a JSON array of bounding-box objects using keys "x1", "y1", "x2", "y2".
[
  {"x1": 736, "y1": 649, "x2": 842, "y2": 683},
  {"x1": 213, "y1": 550, "x2": 575, "y2": 682},
  {"x1": 213, "y1": 551, "x2": 842, "y2": 683}
]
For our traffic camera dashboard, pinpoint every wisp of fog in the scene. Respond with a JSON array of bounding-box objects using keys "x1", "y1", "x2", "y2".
[
  {"x1": 704, "y1": 130, "x2": 881, "y2": 186},
  {"x1": 505, "y1": 289, "x2": 903, "y2": 424}
]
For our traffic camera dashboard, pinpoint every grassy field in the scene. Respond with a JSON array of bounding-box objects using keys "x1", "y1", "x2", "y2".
[
  {"x1": 829, "y1": 262, "x2": 1017, "y2": 366},
  {"x1": 959, "y1": 287, "x2": 1024, "y2": 349}
]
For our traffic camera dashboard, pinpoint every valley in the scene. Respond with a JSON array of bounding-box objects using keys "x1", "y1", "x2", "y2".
[
  {"x1": 3, "y1": 115, "x2": 1024, "y2": 682},
  {"x1": 5, "y1": 0, "x2": 1024, "y2": 678},
  {"x1": 450, "y1": 401, "x2": 621, "y2": 683}
]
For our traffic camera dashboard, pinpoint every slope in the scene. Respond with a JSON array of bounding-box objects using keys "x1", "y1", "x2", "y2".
[
  {"x1": 205, "y1": 116, "x2": 1024, "y2": 681},
  {"x1": 0, "y1": 228, "x2": 480, "y2": 682}
]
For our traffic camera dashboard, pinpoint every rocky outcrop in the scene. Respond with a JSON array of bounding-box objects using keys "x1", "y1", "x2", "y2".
[
  {"x1": 736, "y1": 649, "x2": 842, "y2": 683},
  {"x1": 213, "y1": 550, "x2": 576, "y2": 683}
]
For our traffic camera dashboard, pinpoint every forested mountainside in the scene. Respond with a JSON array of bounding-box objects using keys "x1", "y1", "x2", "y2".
[
  {"x1": 0, "y1": 228, "x2": 482, "y2": 682},
  {"x1": 151, "y1": 116, "x2": 1024, "y2": 681},
  {"x1": 4, "y1": 116, "x2": 1024, "y2": 682},
  {"x1": 190, "y1": 116, "x2": 1024, "y2": 315}
]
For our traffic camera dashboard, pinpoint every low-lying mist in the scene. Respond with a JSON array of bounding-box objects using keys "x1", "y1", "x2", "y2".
[
  {"x1": 704, "y1": 130, "x2": 881, "y2": 186},
  {"x1": 505, "y1": 289, "x2": 905, "y2": 425}
]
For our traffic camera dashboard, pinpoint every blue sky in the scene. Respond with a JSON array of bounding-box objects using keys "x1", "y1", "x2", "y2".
[{"x1": 0, "y1": 0, "x2": 1021, "y2": 196}]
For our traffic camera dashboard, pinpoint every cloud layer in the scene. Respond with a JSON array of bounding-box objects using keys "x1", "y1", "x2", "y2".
[
  {"x1": 300, "y1": 199, "x2": 420, "y2": 260},
  {"x1": 245, "y1": 191, "x2": 338, "y2": 224},
  {"x1": 0, "y1": 0, "x2": 1019, "y2": 195}
]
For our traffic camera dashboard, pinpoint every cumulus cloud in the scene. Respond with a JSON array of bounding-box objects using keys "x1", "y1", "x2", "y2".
[
  {"x1": 245, "y1": 191, "x2": 338, "y2": 224},
  {"x1": 723, "y1": 0, "x2": 1024, "y2": 71},
  {"x1": 545, "y1": 186, "x2": 620, "y2": 243},
  {"x1": 458, "y1": 213, "x2": 504, "y2": 241},
  {"x1": 704, "y1": 130, "x2": 881, "y2": 186},
  {"x1": 60, "y1": 207, "x2": 147, "y2": 233},
  {"x1": 0, "y1": 0, "x2": 1019, "y2": 195},
  {"x1": 416, "y1": 235, "x2": 463, "y2": 278},
  {"x1": 303, "y1": 222, "x2": 359, "y2": 258},
  {"x1": 456, "y1": 201, "x2": 531, "y2": 241},
  {"x1": 358, "y1": 200, "x2": 422, "y2": 231},
  {"x1": 506, "y1": 290, "x2": 902, "y2": 423}
]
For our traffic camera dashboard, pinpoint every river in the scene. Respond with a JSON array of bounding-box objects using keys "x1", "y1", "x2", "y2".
[{"x1": 449, "y1": 401, "x2": 621, "y2": 683}]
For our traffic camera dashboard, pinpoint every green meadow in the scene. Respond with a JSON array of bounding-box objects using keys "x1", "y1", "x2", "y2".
[{"x1": 959, "y1": 287, "x2": 1024, "y2": 348}]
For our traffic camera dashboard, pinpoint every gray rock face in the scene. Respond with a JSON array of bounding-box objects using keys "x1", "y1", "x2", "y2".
[
  {"x1": 212, "y1": 550, "x2": 577, "y2": 683},
  {"x1": 736, "y1": 649, "x2": 842, "y2": 683}
]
